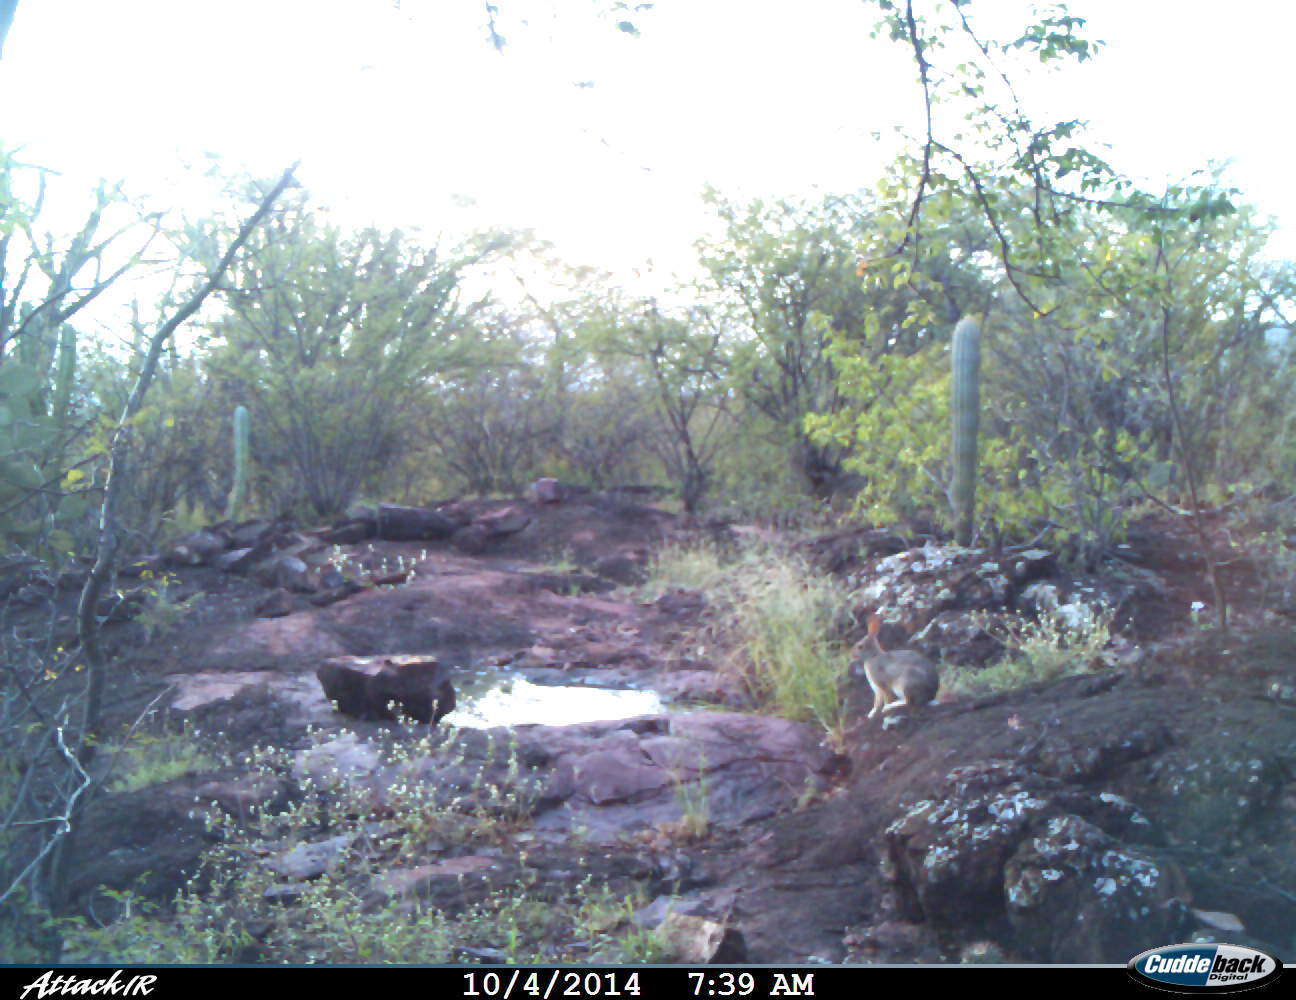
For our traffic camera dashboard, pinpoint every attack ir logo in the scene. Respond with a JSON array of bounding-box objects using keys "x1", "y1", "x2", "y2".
[{"x1": 1128, "y1": 943, "x2": 1283, "y2": 993}]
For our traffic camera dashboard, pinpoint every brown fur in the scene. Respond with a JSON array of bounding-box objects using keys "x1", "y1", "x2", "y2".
[{"x1": 851, "y1": 615, "x2": 940, "y2": 719}]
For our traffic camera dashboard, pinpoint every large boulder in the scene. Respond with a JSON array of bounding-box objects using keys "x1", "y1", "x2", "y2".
[
  {"x1": 316, "y1": 655, "x2": 457, "y2": 724},
  {"x1": 882, "y1": 759, "x2": 1191, "y2": 962}
]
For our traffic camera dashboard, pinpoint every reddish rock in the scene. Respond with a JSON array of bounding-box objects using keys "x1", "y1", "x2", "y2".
[{"x1": 316, "y1": 655, "x2": 457, "y2": 724}]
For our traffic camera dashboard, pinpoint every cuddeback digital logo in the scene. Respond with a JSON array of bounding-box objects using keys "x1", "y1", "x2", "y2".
[{"x1": 1128, "y1": 943, "x2": 1284, "y2": 993}]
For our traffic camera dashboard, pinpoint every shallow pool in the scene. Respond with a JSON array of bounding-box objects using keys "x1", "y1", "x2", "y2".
[{"x1": 443, "y1": 674, "x2": 666, "y2": 728}]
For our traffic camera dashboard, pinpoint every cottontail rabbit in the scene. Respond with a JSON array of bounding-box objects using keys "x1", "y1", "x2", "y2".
[{"x1": 851, "y1": 615, "x2": 940, "y2": 719}]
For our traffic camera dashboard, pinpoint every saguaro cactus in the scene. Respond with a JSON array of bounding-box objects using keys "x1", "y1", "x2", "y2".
[
  {"x1": 50, "y1": 326, "x2": 77, "y2": 431},
  {"x1": 950, "y1": 316, "x2": 982, "y2": 545},
  {"x1": 225, "y1": 405, "x2": 250, "y2": 521}
]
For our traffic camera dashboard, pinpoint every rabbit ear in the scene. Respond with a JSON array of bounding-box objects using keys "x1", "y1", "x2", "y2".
[{"x1": 867, "y1": 614, "x2": 881, "y2": 638}]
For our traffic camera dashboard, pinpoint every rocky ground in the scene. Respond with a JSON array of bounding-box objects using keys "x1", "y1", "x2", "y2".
[{"x1": 15, "y1": 486, "x2": 1296, "y2": 964}]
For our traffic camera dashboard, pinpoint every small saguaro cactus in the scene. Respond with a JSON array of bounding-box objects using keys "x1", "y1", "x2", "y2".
[
  {"x1": 225, "y1": 405, "x2": 250, "y2": 521},
  {"x1": 50, "y1": 326, "x2": 77, "y2": 431},
  {"x1": 950, "y1": 315, "x2": 982, "y2": 546}
]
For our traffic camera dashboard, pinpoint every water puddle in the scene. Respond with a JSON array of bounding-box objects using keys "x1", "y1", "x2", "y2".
[{"x1": 444, "y1": 672, "x2": 665, "y2": 728}]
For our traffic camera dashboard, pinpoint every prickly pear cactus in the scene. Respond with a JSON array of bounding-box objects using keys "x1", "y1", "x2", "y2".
[{"x1": 951, "y1": 316, "x2": 982, "y2": 546}]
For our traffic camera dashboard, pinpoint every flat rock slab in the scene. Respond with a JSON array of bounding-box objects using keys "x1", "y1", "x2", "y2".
[
  {"x1": 166, "y1": 670, "x2": 334, "y2": 728},
  {"x1": 284, "y1": 711, "x2": 835, "y2": 847},
  {"x1": 523, "y1": 712, "x2": 838, "y2": 843},
  {"x1": 201, "y1": 614, "x2": 349, "y2": 670}
]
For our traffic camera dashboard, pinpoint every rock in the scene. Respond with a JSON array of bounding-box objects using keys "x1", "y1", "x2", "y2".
[
  {"x1": 476, "y1": 505, "x2": 532, "y2": 538},
  {"x1": 370, "y1": 857, "x2": 496, "y2": 899},
  {"x1": 655, "y1": 670, "x2": 745, "y2": 706},
  {"x1": 912, "y1": 610, "x2": 1000, "y2": 666},
  {"x1": 226, "y1": 519, "x2": 276, "y2": 548},
  {"x1": 1191, "y1": 908, "x2": 1246, "y2": 934},
  {"x1": 268, "y1": 834, "x2": 352, "y2": 880},
  {"x1": 252, "y1": 553, "x2": 314, "y2": 592},
  {"x1": 632, "y1": 889, "x2": 738, "y2": 929},
  {"x1": 262, "y1": 883, "x2": 308, "y2": 905},
  {"x1": 529, "y1": 478, "x2": 565, "y2": 504},
  {"x1": 882, "y1": 759, "x2": 1191, "y2": 962},
  {"x1": 566, "y1": 731, "x2": 676, "y2": 805},
  {"x1": 593, "y1": 552, "x2": 647, "y2": 584},
  {"x1": 316, "y1": 655, "x2": 457, "y2": 724},
  {"x1": 167, "y1": 671, "x2": 334, "y2": 740},
  {"x1": 308, "y1": 580, "x2": 365, "y2": 607},
  {"x1": 59, "y1": 780, "x2": 215, "y2": 913},
  {"x1": 200, "y1": 613, "x2": 350, "y2": 672},
  {"x1": 1003, "y1": 547, "x2": 1056, "y2": 585},
  {"x1": 799, "y1": 527, "x2": 910, "y2": 575},
  {"x1": 1005, "y1": 813, "x2": 1191, "y2": 962},
  {"x1": 215, "y1": 547, "x2": 256, "y2": 572},
  {"x1": 515, "y1": 571, "x2": 615, "y2": 596},
  {"x1": 193, "y1": 774, "x2": 289, "y2": 819},
  {"x1": 451, "y1": 524, "x2": 491, "y2": 554},
  {"x1": 315, "y1": 520, "x2": 374, "y2": 546},
  {"x1": 166, "y1": 528, "x2": 229, "y2": 566},
  {"x1": 844, "y1": 920, "x2": 946, "y2": 964},
  {"x1": 373, "y1": 504, "x2": 457, "y2": 541},
  {"x1": 254, "y1": 590, "x2": 302, "y2": 618},
  {"x1": 531, "y1": 712, "x2": 837, "y2": 844},
  {"x1": 294, "y1": 732, "x2": 383, "y2": 788},
  {"x1": 657, "y1": 913, "x2": 747, "y2": 964}
]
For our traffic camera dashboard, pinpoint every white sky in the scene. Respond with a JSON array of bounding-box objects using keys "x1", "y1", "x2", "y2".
[{"x1": 2, "y1": 0, "x2": 1295, "y2": 294}]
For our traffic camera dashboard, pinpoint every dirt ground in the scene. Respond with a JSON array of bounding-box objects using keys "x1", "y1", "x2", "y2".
[{"x1": 22, "y1": 493, "x2": 1296, "y2": 964}]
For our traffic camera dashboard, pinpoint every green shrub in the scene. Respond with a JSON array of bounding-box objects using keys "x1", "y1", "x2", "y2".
[
  {"x1": 639, "y1": 541, "x2": 728, "y2": 597},
  {"x1": 663, "y1": 544, "x2": 848, "y2": 736},
  {"x1": 105, "y1": 722, "x2": 218, "y2": 794},
  {"x1": 949, "y1": 606, "x2": 1113, "y2": 696}
]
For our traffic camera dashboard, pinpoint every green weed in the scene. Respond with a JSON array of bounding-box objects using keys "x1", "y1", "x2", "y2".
[
  {"x1": 715, "y1": 548, "x2": 852, "y2": 736},
  {"x1": 66, "y1": 723, "x2": 653, "y2": 964},
  {"x1": 105, "y1": 721, "x2": 218, "y2": 794},
  {"x1": 948, "y1": 605, "x2": 1114, "y2": 695}
]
